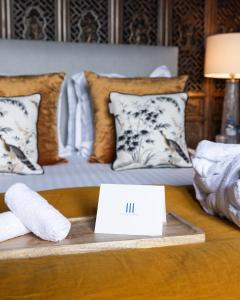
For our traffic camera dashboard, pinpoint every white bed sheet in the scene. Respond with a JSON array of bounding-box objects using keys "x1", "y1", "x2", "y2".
[{"x1": 0, "y1": 155, "x2": 194, "y2": 192}]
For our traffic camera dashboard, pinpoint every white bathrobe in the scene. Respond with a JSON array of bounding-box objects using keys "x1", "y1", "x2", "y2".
[{"x1": 193, "y1": 140, "x2": 240, "y2": 227}]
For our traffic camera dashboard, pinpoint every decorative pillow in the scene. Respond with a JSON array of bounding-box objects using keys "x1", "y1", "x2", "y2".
[
  {"x1": 109, "y1": 92, "x2": 191, "y2": 170},
  {"x1": 0, "y1": 94, "x2": 43, "y2": 175},
  {"x1": 66, "y1": 65, "x2": 172, "y2": 158},
  {"x1": 0, "y1": 73, "x2": 65, "y2": 165},
  {"x1": 85, "y1": 71, "x2": 188, "y2": 163}
]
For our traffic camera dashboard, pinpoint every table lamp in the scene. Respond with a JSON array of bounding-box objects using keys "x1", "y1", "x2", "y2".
[{"x1": 205, "y1": 33, "x2": 240, "y2": 141}]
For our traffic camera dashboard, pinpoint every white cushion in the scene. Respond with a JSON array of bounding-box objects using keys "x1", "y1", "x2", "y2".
[
  {"x1": 149, "y1": 65, "x2": 171, "y2": 77},
  {"x1": 68, "y1": 72, "x2": 124, "y2": 157},
  {"x1": 0, "y1": 94, "x2": 43, "y2": 174},
  {"x1": 57, "y1": 81, "x2": 71, "y2": 157},
  {"x1": 109, "y1": 92, "x2": 191, "y2": 170}
]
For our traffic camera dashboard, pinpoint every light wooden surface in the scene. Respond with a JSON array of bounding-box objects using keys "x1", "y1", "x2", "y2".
[{"x1": 0, "y1": 212, "x2": 205, "y2": 260}]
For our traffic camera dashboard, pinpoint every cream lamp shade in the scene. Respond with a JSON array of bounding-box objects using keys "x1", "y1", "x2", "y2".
[{"x1": 205, "y1": 33, "x2": 240, "y2": 79}]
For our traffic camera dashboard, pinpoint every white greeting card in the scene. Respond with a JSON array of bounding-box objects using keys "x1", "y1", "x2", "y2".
[{"x1": 95, "y1": 184, "x2": 166, "y2": 236}]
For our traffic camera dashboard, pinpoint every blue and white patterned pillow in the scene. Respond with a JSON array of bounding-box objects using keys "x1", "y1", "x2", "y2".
[
  {"x1": 0, "y1": 94, "x2": 43, "y2": 175},
  {"x1": 109, "y1": 92, "x2": 191, "y2": 171}
]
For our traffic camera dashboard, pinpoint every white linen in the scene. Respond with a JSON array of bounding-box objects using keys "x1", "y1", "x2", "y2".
[
  {"x1": 0, "y1": 211, "x2": 29, "y2": 242},
  {"x1": 5, "y1": 183, "x2": 71, "y2": 241},
  {"x1": 73, "y1": 72, "x2": 94, "y2": 157},
  {"x1": 0, "y1": 154, "x2": 194, "y2": 193},
  {"x1": 192, "y1": 140, "x2": 240, "y2": 227},
  {"x1": 65, "y1": 78, "x2": 78, "y2": 153},
  {"x1": 149, "y1": 65, "x2": 171, "y2": 78},
  {"x1": 57, "y1": 82, "x2": 65, "y2": 155},
  {"x1": 72, "y1": 71, "x2": 125, "y2": 157},
  {"x1": 66, "y1": 66, "x2": 172, "y2": 157},
  {"x1": 57, "y1": 81, "x2": 72, "y2": 157},
  {"x1": 66, "y1": 73, "x2": 122, "y2": 155}
]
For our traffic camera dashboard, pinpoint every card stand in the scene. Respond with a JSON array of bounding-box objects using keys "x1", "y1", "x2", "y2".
[{"x1": 0, "y1": 212, "x2": 205, "y2": 260}]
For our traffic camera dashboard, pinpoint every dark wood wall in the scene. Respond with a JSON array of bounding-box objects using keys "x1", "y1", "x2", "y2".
[
  {"x1": 0, "y1": 0, "x2": 239, "y2": 147},
  {"x1": 170, "y1": 0, "x2": 240, "y2": 147}
]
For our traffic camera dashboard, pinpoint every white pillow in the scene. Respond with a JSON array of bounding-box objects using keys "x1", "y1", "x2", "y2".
[
  {"x1": 57, "y1": 80, "x2": 71, "y2": 157},
  {"x1": 68, "y1": 72, "x2": 124, "y2": 157},
  {"x1": 109, "y1": 92, "x2": 191, "y2": 170},
  {"x1": 73, "y1": 72, "x2": 93, "y2": 157},
  {"x1": 0, "y1": 94, "x2": 43, "y2": 175},
  {"x1": 66, "y1": 73, "x2": 86, "y2": 154},
  {"x1": 64, "y1": 78, "x2": 78, "y2": 153},
  {"x1": 67, "y1": 65, "x2": 171, "y2": 157},
  {"x1": 149, "y1": 65, "x2": 171, "y2": 78}
]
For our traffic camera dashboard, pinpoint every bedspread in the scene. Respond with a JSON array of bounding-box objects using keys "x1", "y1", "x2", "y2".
[
  {"x1": 0, "y1": 186, "x2": 240, "y2": 300},
  {"x1": 0, "y1": 154, "x2": 194, "y2": 192}
]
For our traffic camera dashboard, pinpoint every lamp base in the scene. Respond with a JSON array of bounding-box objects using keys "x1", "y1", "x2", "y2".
[{"x1": 221, "y1": 79, "x2": 239, "y2": 142}]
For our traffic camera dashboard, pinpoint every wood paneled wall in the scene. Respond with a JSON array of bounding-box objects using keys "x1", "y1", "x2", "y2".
[
  {"x1": 0, "y1": 0, "x2": 239, "y2": 147},
  {"x1": 170, "y1": 0, "x2": 240, "y2": 146}
]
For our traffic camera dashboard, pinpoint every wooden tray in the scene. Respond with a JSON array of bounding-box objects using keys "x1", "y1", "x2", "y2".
[{"x1": 0, "y1": 212, "x2": 205, "y2": 260}]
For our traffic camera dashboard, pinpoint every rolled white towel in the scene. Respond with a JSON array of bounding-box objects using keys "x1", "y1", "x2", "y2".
[
  {"x1": 0, "y1": 211, "x2": 30, "y2": 242},
  {"x1": 5, "y1": 183, "x2": 71, "y2": 242}
]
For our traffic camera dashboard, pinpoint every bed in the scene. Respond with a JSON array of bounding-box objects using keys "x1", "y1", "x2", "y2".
[
  {"x1": 0, "y1": 38, "x2": 193, "y2": 192},
  {"x1": 1, "y1": 39, "x2": 238, "y2": 300},
  {"x1": 0, "y1": 154, "x2": 194, "y2": 192}
]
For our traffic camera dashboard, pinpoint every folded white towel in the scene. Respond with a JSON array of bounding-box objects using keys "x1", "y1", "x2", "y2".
[
  {"x1": 0, "y1": 211, "x2": 30, "y2": 242},
  {"x1": 194, "y1": 140, "x2": 240, "y2": 162},
  {"x1": 5, "y1": 183, "x2": 71, "y2": 242}
]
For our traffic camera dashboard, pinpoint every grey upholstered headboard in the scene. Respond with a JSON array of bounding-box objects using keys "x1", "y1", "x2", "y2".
[{"x1": 0, "y1": 39, "x2": 178, "y2": 146}]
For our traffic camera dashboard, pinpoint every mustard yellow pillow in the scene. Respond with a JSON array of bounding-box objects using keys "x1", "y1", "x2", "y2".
[
  {"x1": 0, "y1": 73, "x2": 65, "y2": 165},
  {"x1": 85, "y1": 71, "x2": 188, "y2": 164}
]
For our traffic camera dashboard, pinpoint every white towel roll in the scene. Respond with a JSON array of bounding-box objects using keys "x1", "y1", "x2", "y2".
[
  {"x1": 5, "y1": 183, "x2": 71, "y2": 242},
  {"x1": 0, "y1": 211, "x2": 30, "y2": 242}
]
